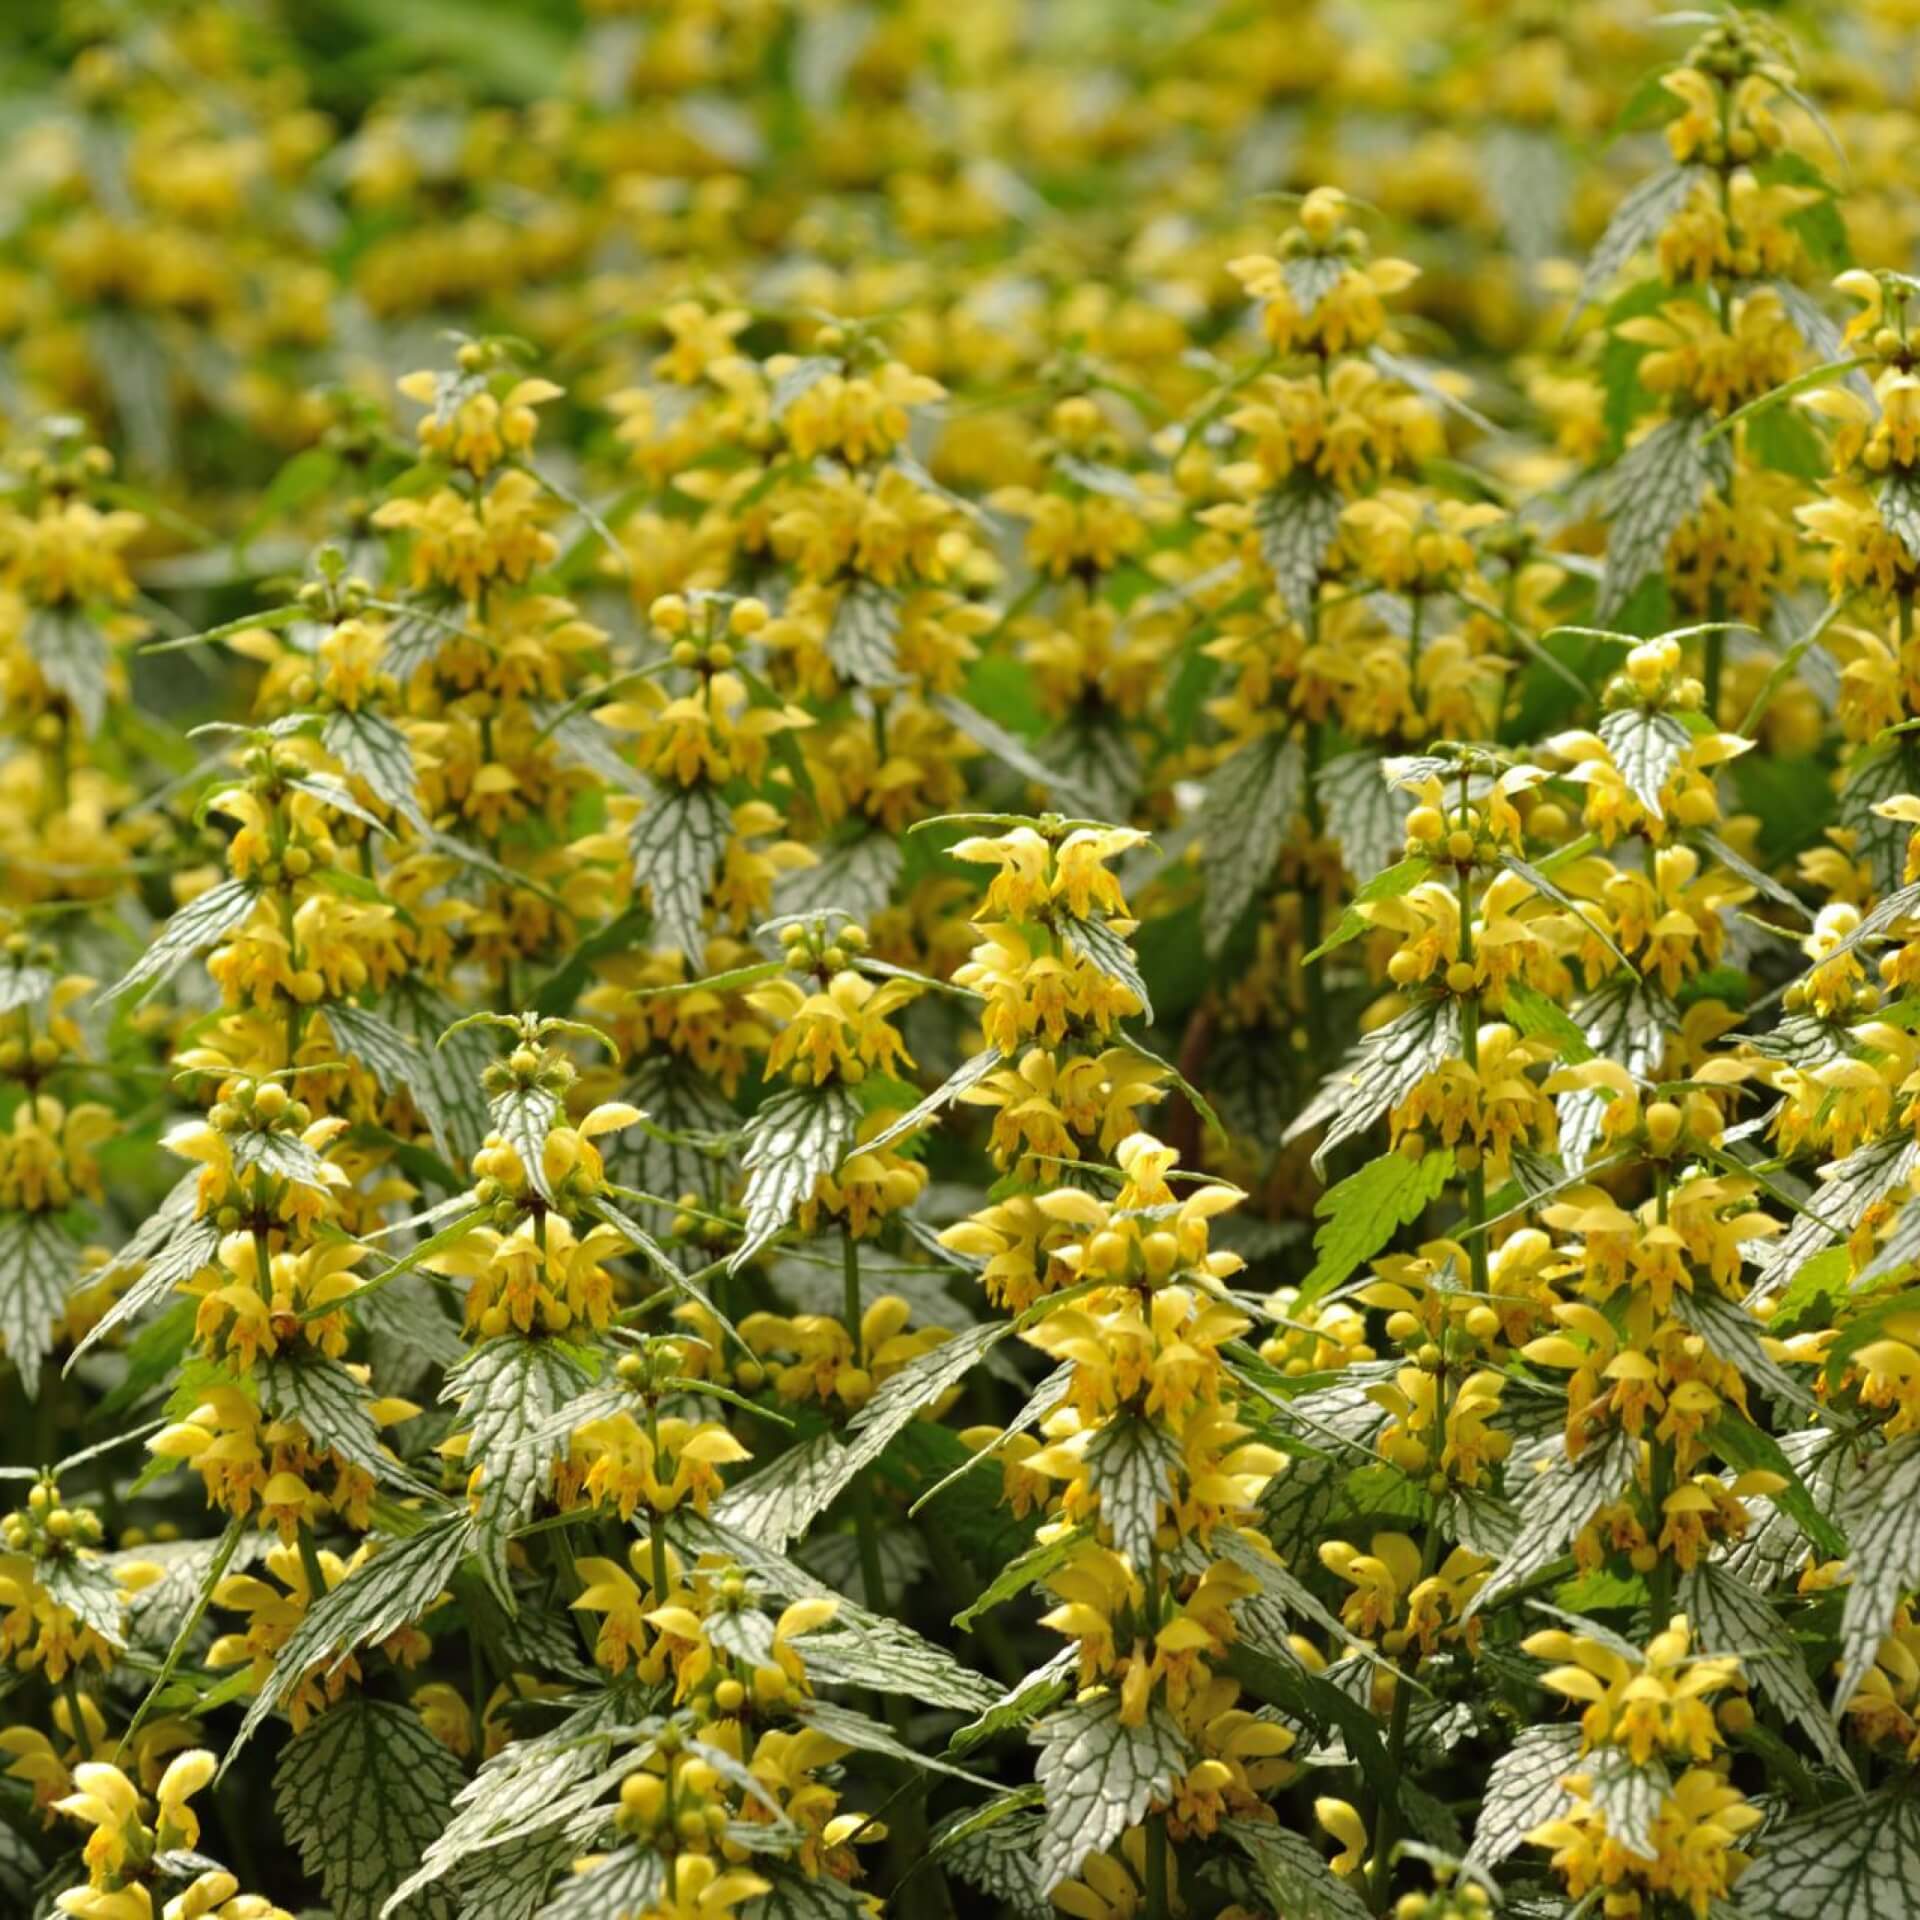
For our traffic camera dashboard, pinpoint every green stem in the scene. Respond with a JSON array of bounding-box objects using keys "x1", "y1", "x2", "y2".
[
  {"x1": 1648, "y1": 1440, "x2": 1675, "y2": 1628},
  {"x1": 645, "y1": 1401, "x2": 672, "y2": 1601},
  {"x1": 1367, "y1": 1525, "x2": 1444, "y2": 1912},
  {"x1": 296, "y1": 1519, "x2": 329, "y2": 1602},
  {"x1": 59, "y1": 1672, "x2": 91, "y2": 1759},
  {"x1": 1146, "y1": 1812, "x2": 1171, "y2": 1920},
  {"x1": 842, "y1": 1227, "x2": 863, "y2": 1364}
]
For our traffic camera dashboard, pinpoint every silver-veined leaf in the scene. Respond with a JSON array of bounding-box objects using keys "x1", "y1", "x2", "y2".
[
  {"x1": 729, "y1": 1084, "x2": 863, "y2": 1271},
  {"x1": 1732, "y1": 1786, "x2": 1920, "y2": 1919},
  {"x1": 1598, "y1": 706, "x2": 1692, "y2": 818},
  {"x1": 0, "y1": 1212, "x2": 77, "y2": 1394},
  {"x1": 1031, "y1": 1695, "x2": 1191, "y2": 1892},
  {"x1": 276, "y1": 1698, "x2": 465, "y2": 1920},
  {"x1": 1597, "y1": 416, "x2": 1730, "y2": 619},
  {"x1": 106, "y1": 879, "x2": 261, "y2": 1004},
  {"x1": 1224, "y1": 1817, "x2": 1372, "y2": 1920},
  {"x1": 1200, "y1": 731, "x2": 1305, "y2": 957},
  {"x1": 629, "y1": 779, "x2": 732, "y2": 961}
]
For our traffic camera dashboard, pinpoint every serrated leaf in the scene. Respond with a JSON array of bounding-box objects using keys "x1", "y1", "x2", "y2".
[
  {"x1": 1465, "y1": 1425, "x2": 1637, "y2": 1618},
  {"x1": 932, "y1": 1805, "x2": 1049, "y2": 1919},
  {"x1": 38, "y1": 1551, "x2": 128, "y2": 1648},
  {"x1": 325, "y1": 1002, "x2": 462, "y2": 1160},
  {"x1": 1598, "y1": 706, "x2": 1692, "y2": 817},
  {"x1": 257, "y1": 1351, "x2": 393, "y2": 1480},
  {"x1": 0, "y1": 1212, "x2": 76, "y2": 1394},
  {"x1": 277, "y1": 1699, "x2": 465, "y2": 1920},
  {"x1": 955, "y1": 1527, "x2": 1088, "y2": 1632},
  {"x1": 1295, "y1": 993, "x2": 1462, "y2": 1175},
  {"x1": 1754, "y1": 1134, "x2": 1918, "y2": 1299},
  {"x1": 1880, "y1": 468, "x2": 1920, "y2": 566},
  {"x1": 797, "y1": 1697, "x2": 993, "y2": 1786},
  {"x1": 1281, "y1": 253, "x2": 1347, "y2": 317},
  {"x1": 729, "y1": 1084, "x2": 862, "y2": 1272},
  {"x1": 69, "y1": 1179, "x2": 219, "y2": 1367},
  {"x1": 1705, "y1": 1412, "x2": 1846, "y2": 1561},
  {"x1": 1316, "y1": 749, "x2": 1404, "y2": 884},
  {"x1": 453, "y1": 1834, "x2": 572, "y2": 1920},
  {"x1": 0, "y1": 963, "x2": 54, "y2": 1016},
  {"x1": 1057, "y1": 913, "x2": 1151, "y2": 1020},
  {"x1": 630, "y1": 779, "x2": 732, "y2": 961},
  {"x1": 1585, "y1": 1747, "x2": 1667, "y2": 1860},
  {"x1": 25, "y1": 604, "x2": 112, "y2": 732},
  {"x1": 1831, "y1": 1432, "x2": 1920, "y2": 1714},
  {"x1": 1501, "y1": 980, "x2": 1596, "y2": 1063},
  {"x1": 1732, "y1": 1786, "x2": 1920, "y2": 1919},
  {"x1": 445, "y1": 1336, "x2": 595, "y2": 1580},
  {"x1": 1576, "y1": 166, "x2": 1704, "y2": 313},
  {"x1": 825, "y1": 580, "x2": 902, "y2": 688},
  {"x1": 533, "y1": 1850, "x2": 663, "y2": 1920},
  {"x1": 738, "y1": 1870, "x2": 874, "y2": 1920},
  {"x1": 1299, "y1": 1148, "x2": 1455, "y2": 1307},
  {"x1": 774, "y1": 830, "x2": 903, "y2": 923},
  {"x1": 1085, "y1": 1414, "x2": 1181, "y2": 1565},
  {"x1": 859, "y1": 1046, "x2": 1001, "y2": 1158},
  {"x1": 1467, "y1": 1723, "x2": 1581, "y2": 1865},
  {"x1": 1224, "y1": 1818, "x2": 1372, "y2": 1920},
  {"x1": 1201, "y1": 732, "x2": 1305, "y2": 956},
  {"x1": 1597, "y1": 416, "x2": 1730, "y2": 619},
  {"x1": 949, "y1": 1647, "x2": 1078, "y2": 1755},
  {"x1": 933, "y1": 695, "x2": 1100, "y2": 815},
  {"x1": 106, "y1": 879, "x2": 261, "y2": 1003},
  {"x1": 231, "y1": 1515, "x2": 472, "y2": 1755},
  {"x1": 616, "y1": 1056, "x2": 737, "y2": 1206},
  {"x1": 390, "y1": 986, "x2": 494, "y2": 1163},
  {"x1": 1257, "y1": 483, "x2": 1342, "y2": 623},
  {"x1": 1670, "y1": 1286, "x2": 1817, "y2": 1418},
  {"x1": 770, "y1": 355, "x2": 839, "y2": 419},
  {"x1": 325, "y1": 709, "x2": 428, "y2": 830},
  {"x1": 1573, "y1": 972, "x2": 1676, "y2": 1080},
  {"x1": 1680, "y1": 1561, "x2": 1854, "y2": 1780},
  {"x1": 287, "y1": 771, "x2": 395, "y2": 838},
  {"x1": 390, "y1": 1699, "x2": 628, "y2": 1912},
  {"x1": 676, "y1": 1512, "x2": 999, "y2": 1711},
  {"x1": 490, "y1": 1083, "x2": 559, "y2": 1204},
  {"x1": 1031, "y1": 1694, "x2": 1191, "y2": 1892}
]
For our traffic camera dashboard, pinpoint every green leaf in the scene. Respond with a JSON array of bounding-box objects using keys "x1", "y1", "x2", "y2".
[
  {"x1": 1030, "y1": 1694, "x2": 1191, "y2": 1892},
  {"x1": 1304, "y1": 855, "x2": 1433, "y2": 964},
  {"x1": 1298, "y1": 1148, "x2": 1455, "y2": 1307},
  {"x1": 230, "y1": 1514, "x2": 471, "y2": 1757},
  {"x1": 1201, "y1": 732, "x2": 1305, "y2": 957},
  {"x1": 534, "y1": 1850, "x2": 662, "y2": 1920},
  {"x1": 0, "y1": 1212, "x2": 77, "y2": 1394},
  {"x1": 1501, "y1": 980, "x2": 1596, "y2": 1063},
  {"x1": 276, "y1": 1698, "x2": 465, "y2": 1920},
  {"x1": 729, "y1": 1083, "x2": 863, "y2": 1271},
  {"x1": 738, "y1": 1870, "x2": 873, "y2": 1920},
  {"x1": 955, "y1": 1525, "x2": 1089, "y2": 1631},
  {"x1": 106, "y1": 879, "x2": 261, "y2": 1003}
]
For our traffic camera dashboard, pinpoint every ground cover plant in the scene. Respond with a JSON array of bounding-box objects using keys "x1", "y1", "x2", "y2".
[{"x1": 4, "y1": 2, "x2": 1920, "y2": 1917}]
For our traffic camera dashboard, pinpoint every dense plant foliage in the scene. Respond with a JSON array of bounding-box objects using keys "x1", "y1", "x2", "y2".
[{"x1": 8, "y1": 3, "x2": 1920, "y2": 1918}]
